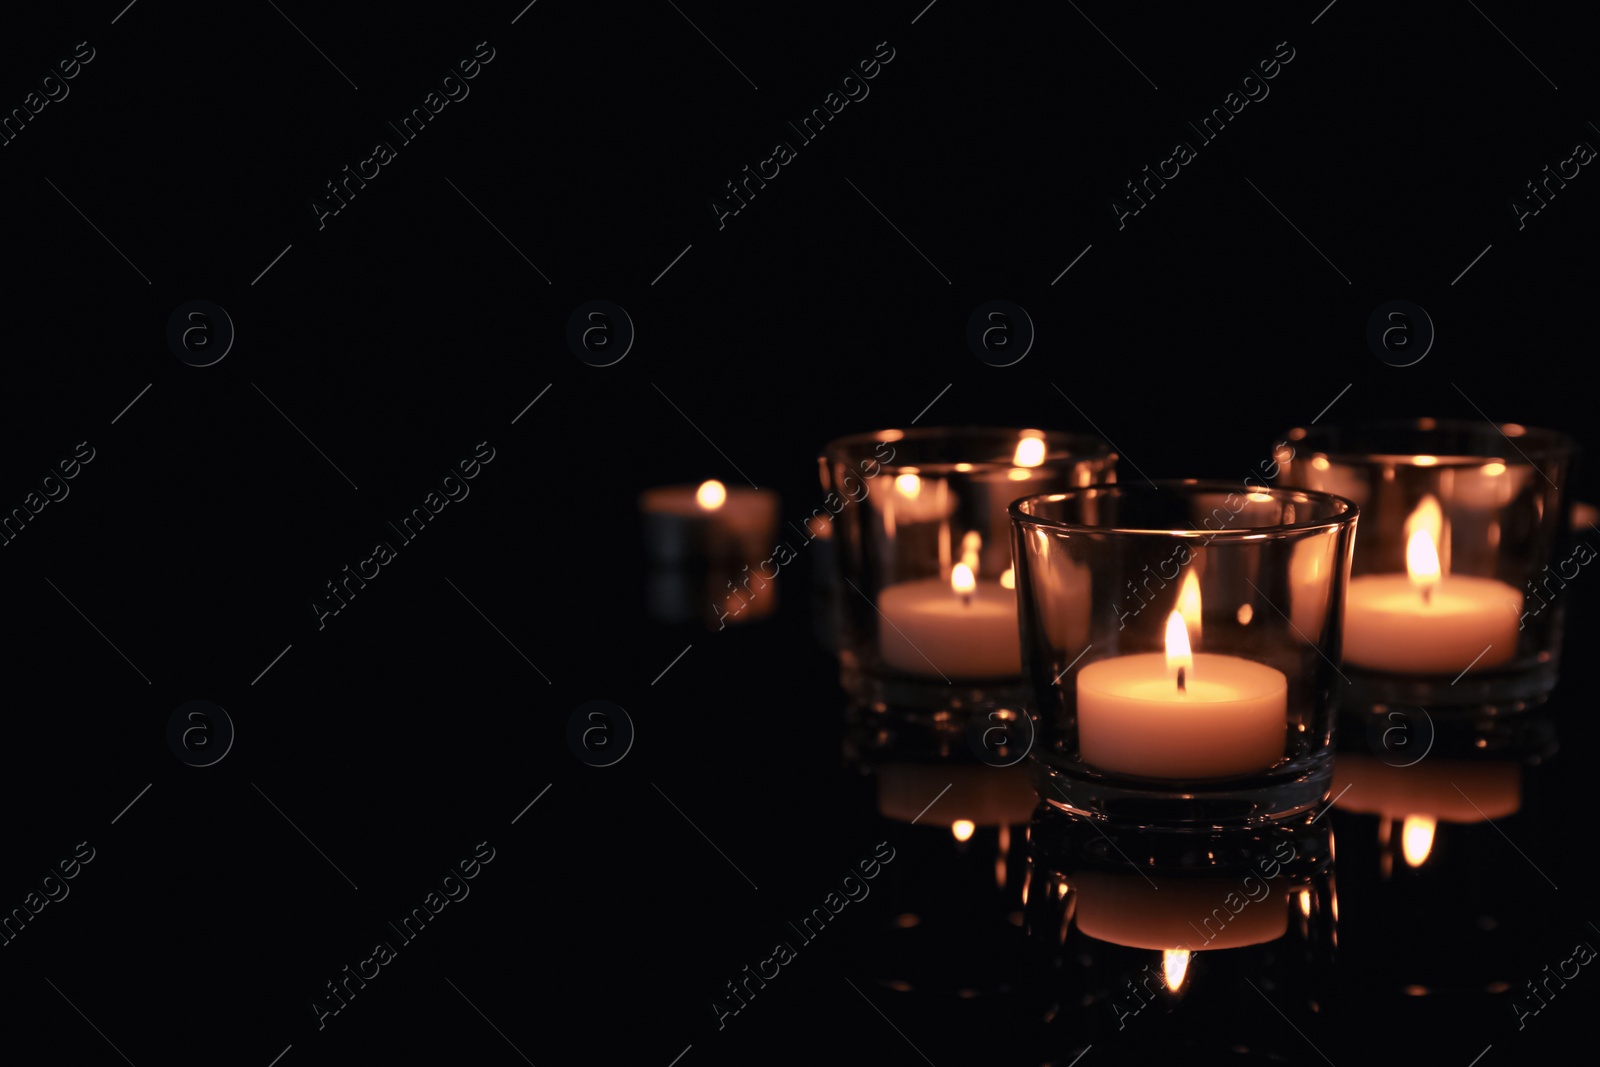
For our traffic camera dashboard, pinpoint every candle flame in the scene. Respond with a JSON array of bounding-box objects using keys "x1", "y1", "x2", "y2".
[
  {"x1": 1165, "y1": 610, "x2": 1193, "y2": 688},
  {"x1": 1000, "y1": 566, "x2": 1015, "y2": 590},
  {"x1": 695, "y1": 479, "x2": 727, "y2": 510},
  {"x1": 1406, "y1": 496, "x2": 1443, "y2": 599},
  {"x1": 951, "y1": 563, "x2": 976, "y2": 598},
  {"x1": 1401, "y1": 814, "x2": 1436, "y2": 867},
  {"x1": 1177, "y1": 569, "x2": 1202, "y2": 645},
  {"x1": 1298, "y1": 889, "x2": 1312, "y2": 917},
  {"x1": 1162, "y1": 949, "x2": 1191, "y2": 991},
  {"x1": 951, "y1": 819, "x2": 975, "y2": 843},
  {"x1": 895, "y1": 472, "x2": 922, "y2": 498},
  {"x1": 1013, "y1": 435, "x2": 1047, "y2": 468}
]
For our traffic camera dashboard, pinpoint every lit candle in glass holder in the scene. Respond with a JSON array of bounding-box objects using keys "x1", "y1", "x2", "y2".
[
  {"x1": 878, "y1": 542, "x2": 1021, "y2": 677},
  {"x1": 1076, "y1": 581, "x2": 1287, "y2": 779},
  {"x1": 1343, "y1": 495, "x2": 1522, "y2": 674}
]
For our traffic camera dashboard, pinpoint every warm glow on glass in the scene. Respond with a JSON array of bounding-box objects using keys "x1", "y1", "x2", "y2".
[
  {"x1": 1413, "y1": 455, "x2": 1440, "y2": 467},
  {"x1": 895, "y1": 472, "x2": 922, "y2": 497},
  {"x1": 1483, "y1": 461, "x2": 1507, "y2": 476},
  {"x1": 951, "y1": 563, "x2": 976, "y2": 598},
  {"x1": 1298, "y1": 889, "x2": 1312, "y2": 917},
  {"x1": 1162, "y1": 949, "x2": 1191, "y2": 991},
  {"x1": 1401, "y1": 815, "x2": 1436, "y2": 867},
  {"x1": 1007, "y1": 468, "x2": 1033, "y2": 481},
  {"x1": 1000, "y1": 566, "x2": 1015, "y2": 590},
  {"x1": 695, "y1": 479, "x2": 727, "y2": 510},
  {"x1": 1013, "y1": 436, "x2": 1047, "y2": 467},
  {"x1": 951, "y1": 819, "x2": 976, "y2": 842},
  {"x1": 1236, "y1": 603, "x2": 1254, "y2": 625},
  {"x1": 1165, "y1": 610, "x2": 1193, "y2": 685},
  {"x1": 1311, "y1": 455, "x2": 1331, "y2": 471}
]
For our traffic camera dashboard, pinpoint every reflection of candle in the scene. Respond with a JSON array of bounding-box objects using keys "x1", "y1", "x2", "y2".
[
  {"x1": 1076, "y1": 588, "x2": 1286, "y2": 779},
  {"x1": 878, "y1": 548, "x2": 1021, "y2": 677},
  {"x1": 1072, "y1": 870, "x2": 1289, "y2": 951},
  {"x1": 1344, "y1": 496, "x2": 1522, "y2": 674},
  {"x1": 876, "y1": 763, "x2": 1038, "y2": 826},
  {"x1": 1334, "y1": 754, "x2": 1521, "y2": 869},
  {"x1": 1333, "y1": 754, "x2": 1520, "y2": 823}
]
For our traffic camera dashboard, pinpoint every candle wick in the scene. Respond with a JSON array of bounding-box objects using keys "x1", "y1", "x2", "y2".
[
  {"x1": 1176, "y1": 666, "x2": 1186, "y2": 693},
  {"x1": 961, "y1": 592, "x2": 972, "y2": 608},
  {"x1": 1421, "y1": 585, "x2": 1433, "y2": 607}
]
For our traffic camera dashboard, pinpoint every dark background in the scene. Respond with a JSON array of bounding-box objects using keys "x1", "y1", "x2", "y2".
[{"x1": 1, "y1": 1, "x2": 1595, "y2": 1064}]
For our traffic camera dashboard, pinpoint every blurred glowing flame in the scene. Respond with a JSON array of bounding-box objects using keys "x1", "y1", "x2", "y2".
[
  {"x1": 1013, "y1": 435, "x2": 1047, "y2": 468},
  {"x1": 952, "y1": 563, "x2": 976, "y2": 599},
  {"x1": 1000, "y1": 566, "x2": 1015, "y2": 590},
  {"x1": 1163, "y1": 949, "x2": 1191, "y2": 991},
  {"x1": 895, "y1": 472, "x2": 922, "y2": 497},
  {"x1": 1402, "y1": 815, "x2": 1436, "y2": 867},
  {"x1": 951, "y1": 819, "x2": 976, "y2": 843},
  {"x1": 696, "y1": 480, "x2": 727, "y2": 510}
]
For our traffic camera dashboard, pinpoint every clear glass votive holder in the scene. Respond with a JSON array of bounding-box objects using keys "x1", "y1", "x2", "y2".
[
  {"x1": 1010, "y1": 482, "x2": 1359, "y2": 828},
  {"x1": 1276, "y1": 419, "x2": 1577, "y2": 714},
  {"x1": 639, "y1": 480, "x2": 780, "y2": 628},
  {"x1": 818, "y1": 427, "x2": 1117, "y2": 722}
]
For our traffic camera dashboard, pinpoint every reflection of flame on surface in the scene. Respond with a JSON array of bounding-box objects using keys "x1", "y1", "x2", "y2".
[
  {"x1": 1162, "y1": 949, "x2": 1191, "y2": 992},
  {"x1": 895, "y1": 472, "x2": 922, "y2": 497},
  {"x1": 951, "y1": 819, "x2": 976, "y2": 843},
  {"x1": 1402, "y1": 814, "x2": 1436, "y2": 867},
  {"x1": 1000, "y1": 566, "x2": 1015, "y2": 590},
  {"x1": 1298, "y1": 889, "x2": 1312, "y2": 918},
  {"x1": 695, "y1": 479, "x2": 727, "y2": 510},
  {"x1": 1236, "y1": 603, "x2": 1253, "y2": 626}
]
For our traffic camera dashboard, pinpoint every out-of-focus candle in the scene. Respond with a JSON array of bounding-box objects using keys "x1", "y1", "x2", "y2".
[
  {"x1": 1076, "y1": 588, "x2": 1286, "y2": 779},
  {"x1": 1344, "y1": 495, "x2": 1522, "y2": 674},
  {"x1": 878, "y1": 540, "x2": 1021, "y2": 678}
]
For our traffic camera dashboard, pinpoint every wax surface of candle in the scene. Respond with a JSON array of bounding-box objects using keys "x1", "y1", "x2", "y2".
[
  {"x1": 878, "y1": 577, "x2": 1021, "y2": 677},
  {"x1": 1343, "y1": 574, "x2": 1521, "y2": 674},
  {"x1": 1077, "y1": 652, "x2": 1286, "y2": 778}
]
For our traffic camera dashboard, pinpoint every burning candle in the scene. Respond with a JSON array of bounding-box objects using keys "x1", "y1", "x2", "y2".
[
  {"x1": 1344, "y1": 495, "x2": 1523, "y2": 674},
  {"x1": 877, "y1": 538, "x2": 1021, "y2": 677},
  {"x1": 1076, "y1": 585, "x2": 1286, "y2": 779}
]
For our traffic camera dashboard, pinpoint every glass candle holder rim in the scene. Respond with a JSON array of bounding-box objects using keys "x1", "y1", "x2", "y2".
[
  {"x1": 1008, "y1": 479, "x2": 1359, "y2": 539},
  {"x1": 819, "y1": 425, "x2": 1117, "y2": 473},
  {"x1": 1281, "y1": 418, "x2": 1576, "y2": 465}
]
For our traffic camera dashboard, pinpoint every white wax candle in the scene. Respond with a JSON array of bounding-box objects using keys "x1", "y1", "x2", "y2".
[
  {"x1": 878, "y1": 576, "x2": 1021, "y2": 677},
  {"x1": 1343, "y1": 574, "x2": 1521, "y2": 674},
  {"x1": 1077, "y1": 653, "x2": 1286, "y2": 779}
]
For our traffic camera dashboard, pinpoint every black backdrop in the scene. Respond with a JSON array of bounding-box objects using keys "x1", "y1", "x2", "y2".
[{"x1": 1, "y1": 2, "x2": 1595, "y2": 1064}]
